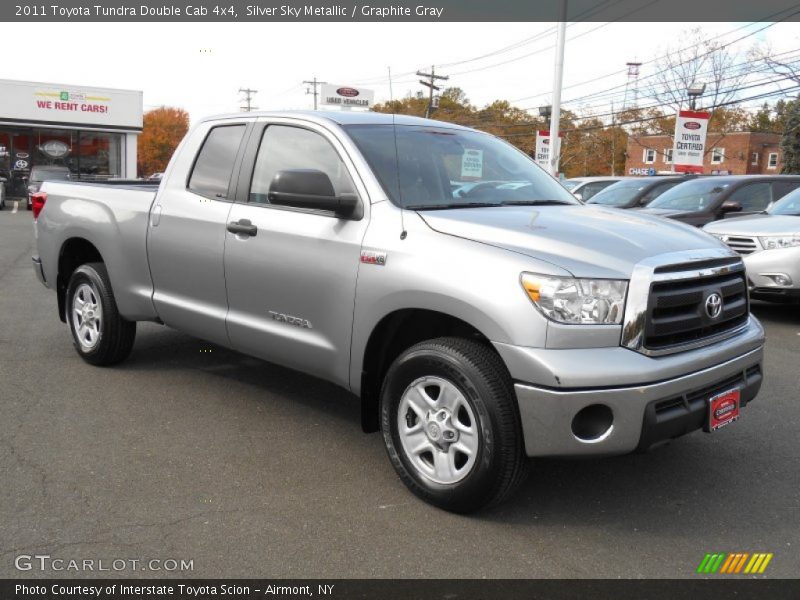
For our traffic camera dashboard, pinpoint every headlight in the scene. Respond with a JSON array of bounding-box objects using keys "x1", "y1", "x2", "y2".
[
  {"x1": 521, "y1": 273, "x2": 627, "y2": 325},
  {"x1": 759, "y1": 235, "x2": 800, "y2": 250}
]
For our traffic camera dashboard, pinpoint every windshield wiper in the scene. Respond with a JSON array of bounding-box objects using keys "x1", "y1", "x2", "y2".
[
  {"x1": 406, "y1": 202, "x2": 501, "y2": 210},
  {"x1": 499, "y1": 199, "x2": 575, "y2": 206}
]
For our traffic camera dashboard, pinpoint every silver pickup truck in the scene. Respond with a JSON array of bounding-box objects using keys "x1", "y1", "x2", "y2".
[{"x1": 32, "y1": 111, "x2": 765, "y2": 512}]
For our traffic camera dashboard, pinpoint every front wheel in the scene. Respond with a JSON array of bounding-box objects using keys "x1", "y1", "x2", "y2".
[
  {"x1": 66, "y1": 262, "x2": 136, "y2": 366},
  {"x1": 381, "y1": 337, "x2": 528, "y2": 513}
]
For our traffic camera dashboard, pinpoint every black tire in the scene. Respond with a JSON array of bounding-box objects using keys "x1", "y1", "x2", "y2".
[
  {"x1": 66, "y1": 262, "x2": 136, "y2": 366},
  {"x1": 381, "y1": 337, "x2": 529, "y2": 513}
]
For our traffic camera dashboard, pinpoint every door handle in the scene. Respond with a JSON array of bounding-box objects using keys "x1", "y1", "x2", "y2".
[{"x1": 227, "y1": 219, "x2": 257, "y2": 237}]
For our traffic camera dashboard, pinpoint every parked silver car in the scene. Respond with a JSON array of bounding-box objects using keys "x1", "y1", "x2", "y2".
[
  {"x1": 705, "y1": 187, "x2": 800, "y2": 303},
  {"x1": 562, "y1": 176, "x2": 628, "y2": 201}
]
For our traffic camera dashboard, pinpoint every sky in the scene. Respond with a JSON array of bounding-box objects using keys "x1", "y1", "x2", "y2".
[{"x1": 2, "y1": 20, "x2": 797, "y2": 124}]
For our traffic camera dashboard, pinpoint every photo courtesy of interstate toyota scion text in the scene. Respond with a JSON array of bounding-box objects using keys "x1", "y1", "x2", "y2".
[{"x1": 32, "y1": 111, "x2": 765, "y2": 512}]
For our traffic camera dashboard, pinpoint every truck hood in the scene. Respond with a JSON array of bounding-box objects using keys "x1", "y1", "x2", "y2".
[
  {"x1": 418, "y1": 205, "x2": 726, "y2": 279},
  {"x1": 704, "y1": 214, "x2": 800, "y2": 236}
]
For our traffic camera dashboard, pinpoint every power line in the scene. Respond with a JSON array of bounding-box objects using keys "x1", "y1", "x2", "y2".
[
  {"x1": 506, "y1": 7, "x2": 800, "y2": 105},
  {"x1": 492, "y1": 86, "x2": 800, "y2": 139}
]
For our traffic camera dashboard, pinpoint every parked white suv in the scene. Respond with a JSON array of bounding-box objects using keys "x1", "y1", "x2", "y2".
[{"x1": 705, "y1": 187, "x2": 800, "y2": 303}]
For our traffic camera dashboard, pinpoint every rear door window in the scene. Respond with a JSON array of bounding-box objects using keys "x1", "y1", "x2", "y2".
[
  {"x1": 640, "y1": 180, "x2": 679, "y2": 205},
  {"x1": 188, "y1": 125, "x2": 247, "y2": 200},
  {"x1": 772, "y1": 180, "x2": 800, "y2": 201},
  {"x1": 728, "y1": 182, "x2": 772, "y2": 212},
  {"x1": 581, "y1": 181, "x2": 613, "y2": 200}
]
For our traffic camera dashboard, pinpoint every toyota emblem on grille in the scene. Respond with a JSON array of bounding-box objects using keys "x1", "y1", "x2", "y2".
[{"x1": 705, "y1": 293, "x2": 723, "y2": 319}]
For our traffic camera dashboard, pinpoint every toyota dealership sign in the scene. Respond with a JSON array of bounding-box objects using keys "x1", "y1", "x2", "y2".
[
  {"x1": 320, "y1": 84, "x2": 374, "y2": 108},
  {"x1": 672, "y1": 110, "x2": 710, "y2": 173}
]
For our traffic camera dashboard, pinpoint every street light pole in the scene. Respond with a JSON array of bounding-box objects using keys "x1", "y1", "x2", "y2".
[{"x1": 549, "y1": 0, "x2": 567, "y2": 178}]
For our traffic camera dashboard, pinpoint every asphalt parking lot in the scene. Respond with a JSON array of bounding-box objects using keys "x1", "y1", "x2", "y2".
[{"x1": 1, "y1": 203, "x2": 798, "y2": 579}]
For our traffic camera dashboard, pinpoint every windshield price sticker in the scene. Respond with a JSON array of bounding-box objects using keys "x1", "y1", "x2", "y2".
[{"x1": 461, "y1": 149, "x2": 483, "y2": 179}]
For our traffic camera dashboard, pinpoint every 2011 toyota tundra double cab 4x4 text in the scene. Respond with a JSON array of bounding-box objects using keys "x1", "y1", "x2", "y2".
[{"x1": 32, "y1": 112, "x2": 765, "y2": 512}]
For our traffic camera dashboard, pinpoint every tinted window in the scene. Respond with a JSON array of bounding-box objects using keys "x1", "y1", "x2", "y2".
[
  {"x1": 580, "y1": 180, "x2": 616, "y2": 201},
  {"x1": 640, "y1": 180, "x2": 680, "y2": 205},
  {"x1": 648, "y1": 179, "x2": 731, "y2": 212},
  {"x1": 728, "y1": 182, "x2": 772, "y2": 211},
  {"x1": 250, "y1": 125, "x2": 355, "y2": 205},
  {"x1": 588, "y1": 180, "x2": 647, "y2": 206},
  {"x1": 769, "y1": 188, "x2": 800, "y2": 215},
  {"x1": 345, "y1": 124, "x2": 576, "y2": 209},
  {"x1": 188, "y1": 125, "x2": 246, "y2": 199},
  {"x1": 772, "y1": 180, "x2": 800, "y2": 200}
]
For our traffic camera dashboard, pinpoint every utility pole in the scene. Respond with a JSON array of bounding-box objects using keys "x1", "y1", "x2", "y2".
[
  {"x1": 548, "y1": 0, "x2": 567, "y2": 178},
  {"x1": 239, "y1": 87, "x2": 258, "y2": 112},
  {"x1": 303, "y1": 77, "x2": 327, "y2": 110},
  {"x1": 416, "y1": 66, "x2": 449, "y2": 118},
  {"x1": 610, "y1": 100, "x2": 616, "y2": 176}
]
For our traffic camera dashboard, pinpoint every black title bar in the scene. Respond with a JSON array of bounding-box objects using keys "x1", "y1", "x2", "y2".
[
  {"x1": 3, "y1": 0, "x2": 800, "y2": 22},
  {"x1": 4, "y1": 579, "x2": 800, "y2": 600}
]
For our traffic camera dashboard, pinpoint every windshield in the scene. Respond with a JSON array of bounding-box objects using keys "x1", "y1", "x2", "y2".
[
  {"x1": 587, "y1": 180, "x2": 647, "y2": 206},
  {"x1": 345, "y1": 124, "x2": 577, "y2": 209},
  {"x1": 31, "y1": 169, "x2": 70, "y2": 182},
  {"x1": 647, "y1": 179, "x2": 730, "y2": 212},
  {"x1": 769, "y1": 188, "x2": 800, "y2": 216}
]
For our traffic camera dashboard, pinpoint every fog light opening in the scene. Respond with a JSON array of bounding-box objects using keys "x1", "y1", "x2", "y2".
[
  {"x1": 572, "y1": 404, "x2": 614, "y2": 443},
  {"x1": 764, "y1": 273, "x2": 793, "y2": 287}
]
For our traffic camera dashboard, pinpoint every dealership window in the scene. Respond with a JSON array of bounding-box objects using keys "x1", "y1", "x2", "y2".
[
  {"x1": 751, "y1": 152, "x2": 759, "y2": 166},
  {"x1": 768, "y1": 153, "x2": 778, "y2": 169},
  {"x1": 643, "y1": 148, "x2": 656, "y2": 164},
  {"x1": 711, "y1": 148, "x2": 725, "y2": 164},
  {"x1": 76, "y1": 132, "x2": 122, "y2": 179},
  {"x1": 663, "y1": 148, "x2": 673, "y2": 164}
]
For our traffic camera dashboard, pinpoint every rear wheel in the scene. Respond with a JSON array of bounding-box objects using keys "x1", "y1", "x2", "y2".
[
  {"x1": 380, "y1": 337, "x2": 528, "y2": 513},
  {"x1": 66, "y1": 262, "x2": 136, "y2": 366}
]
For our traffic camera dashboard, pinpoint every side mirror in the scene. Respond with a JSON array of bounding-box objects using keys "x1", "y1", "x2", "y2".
[
  {"x1": 268, "y1": 169, "x2": 358, "y2": 218},
  {"x1": 720, "y1": 200, "x2": 742, "y2": 214}
]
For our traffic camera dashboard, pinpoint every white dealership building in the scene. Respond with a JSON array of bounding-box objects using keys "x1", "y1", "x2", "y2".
[{"x1": 0, "y1": 79, "x2": 142, "y2": 196}]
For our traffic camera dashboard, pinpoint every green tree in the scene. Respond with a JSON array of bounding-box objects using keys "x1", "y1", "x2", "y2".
[
  {"x1": 750, "y1": 102, "x2": 775, "y2": 132},
  {"x1": 780, "y1": 98, "x2": 800, "y2": 174}
]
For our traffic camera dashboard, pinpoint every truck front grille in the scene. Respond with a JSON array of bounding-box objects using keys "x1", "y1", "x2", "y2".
[
  {"x1": 724, "y1": 236, "x2": 759, "y2": 255},
  {"x1": 644, "y1": 266, "x2": 748, "y2": 352}
]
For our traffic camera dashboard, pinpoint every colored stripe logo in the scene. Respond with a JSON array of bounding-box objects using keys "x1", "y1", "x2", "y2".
[{"x1": 697, "y1": 553, "x2": 773, "y2": 574}]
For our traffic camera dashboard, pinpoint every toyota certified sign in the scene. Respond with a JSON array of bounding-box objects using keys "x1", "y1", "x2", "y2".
[
  {"x1": 320, "y1": 84, "x2": 374, "y2": 109},
  {"x1": 672, "y1": 110, "x2": 710, "y2": 174}
]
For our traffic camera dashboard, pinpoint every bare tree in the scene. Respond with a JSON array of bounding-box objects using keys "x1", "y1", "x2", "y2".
[
  {"x1": 647, "y1": 28, "x2": 747, "y2": 117},
  {"x1": 750, "y1": 43, "x2": 800, "y2": 86}
]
